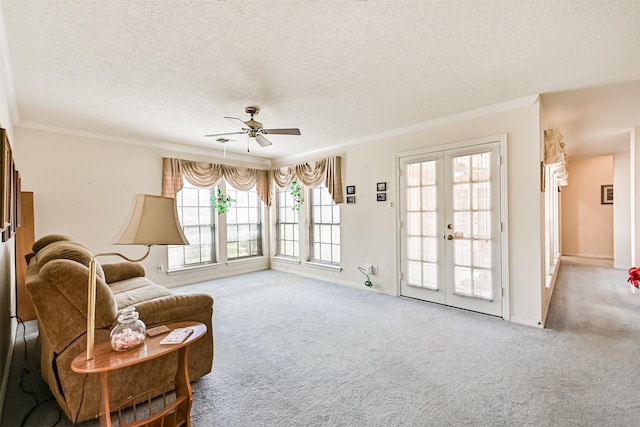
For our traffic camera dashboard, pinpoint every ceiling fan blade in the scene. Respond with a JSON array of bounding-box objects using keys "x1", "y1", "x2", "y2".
[
  {"x1": 261, "y1": 128, "x2": 301, "y2": 135},
  {"x1": 255, "y1": 134, "x2": 273, "y2": 147},
  {"x1": 204, "y1": 131, "x2": 246, "y2": 137},
  {"x1": 225, "y1": 116, "x2": 251, "y2": 129}
]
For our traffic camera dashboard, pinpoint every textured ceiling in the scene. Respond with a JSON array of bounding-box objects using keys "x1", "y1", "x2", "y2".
[{"x1": 1, "y1": 0, "x2": 639, "y2": 161}]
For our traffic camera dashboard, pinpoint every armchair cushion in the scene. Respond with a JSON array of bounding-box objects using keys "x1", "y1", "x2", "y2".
[
  {"x1": 132, "y1": 294, "x2": 214, "y2": 326},
  {"x1": 34, "y1": 240, "x2": 105, "y2": 280},
  {"x1": 102, "y1": 261, "x2": 146, "y2": 284},
  {"x1": 30, "y1": 259, "x2": 117, "y2": 353},
  {"x1": 109, "y1": 277, "x2": 174, "y2": 310},
  {"x1": 32, "y1": 234, "x2": 73, "y2": 253}
]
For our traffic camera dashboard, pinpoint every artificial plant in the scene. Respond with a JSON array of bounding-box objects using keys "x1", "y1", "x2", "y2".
[
  {"x1": 291, "y1": 181, "x2": 303, "y2": 211},
  {"x1": 212, "y1": 188, "x2": 235, "y2": 214}
]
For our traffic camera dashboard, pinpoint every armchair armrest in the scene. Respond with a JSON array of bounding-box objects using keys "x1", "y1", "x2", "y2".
[
  {"x1": 102, "y1": 262, "x2": 146, "y2": 284},
  {"x1": 132, "y1": 294, "x2": 214, "y2": 326}
]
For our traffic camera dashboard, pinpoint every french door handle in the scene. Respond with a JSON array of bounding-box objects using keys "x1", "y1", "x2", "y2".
[{"x1": 446, "y1": 235, "x2": 454, "y2": 240}]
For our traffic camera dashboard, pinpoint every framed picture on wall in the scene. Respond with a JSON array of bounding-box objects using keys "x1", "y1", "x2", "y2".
[
  {"x1": 1, "y1": 128, "x2": 11, "y2": 231},
  {"x1": 601, "y1": 185, "x2": 613, "y2": 204}
]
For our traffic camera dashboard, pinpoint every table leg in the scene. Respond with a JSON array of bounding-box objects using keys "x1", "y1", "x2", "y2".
[
  {"x1": 174, "y1": 346, "x2": 193, "y2": 427},
  {"x1": 100, "y1": 371, "x2": 112, "y2": 427}
]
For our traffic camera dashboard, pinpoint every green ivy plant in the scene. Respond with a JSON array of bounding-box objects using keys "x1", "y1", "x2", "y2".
[
  {"x1": 291, "y1": 181, "x2": 303, "y2": 211},
  {"x1": 212, "y1": 188, "x2": 235, "y2": 214}
]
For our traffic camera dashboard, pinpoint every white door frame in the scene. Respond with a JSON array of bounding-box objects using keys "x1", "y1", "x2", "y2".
[{"x1": 395, "y1": 134, "x2": 510, "y2": 320}]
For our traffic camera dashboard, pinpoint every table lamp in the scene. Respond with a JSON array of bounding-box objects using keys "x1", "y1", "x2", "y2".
[{"x1": 85, "y1": 194, "x2": 189, "y2": 360}]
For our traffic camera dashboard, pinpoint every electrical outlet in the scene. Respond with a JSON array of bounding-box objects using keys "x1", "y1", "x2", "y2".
[
  {"x1": 157, "y1": 264, "x2": 165, "y2": 274},
  {"x1": 371, "y1": 265, "x2": 379, "y2": 275},
  {"x1": 365, "y1": 264, "x2": 373, "y2": 274}
]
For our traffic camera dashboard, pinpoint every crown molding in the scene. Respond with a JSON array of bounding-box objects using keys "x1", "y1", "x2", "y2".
[
  {"x1": 15, "y1": 121, "x2": 272, "y2": 168},
  {"x1": 0, "y1": 7, "x2": 19, "y2": 125},
  {"x1": 276, "y1": 94, "x2": 540, "y2": 164},
  {"x1": 16, "y1": 94, "x2": 539, "y2": 167}
]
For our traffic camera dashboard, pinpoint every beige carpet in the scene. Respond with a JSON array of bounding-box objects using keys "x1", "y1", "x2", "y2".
[{"x1": 2, "y1": 257, "x2": 639, "y2": 426}]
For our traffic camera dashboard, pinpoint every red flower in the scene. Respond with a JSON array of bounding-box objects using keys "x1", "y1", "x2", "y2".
[{"x1": 628, "y1": 267, "x2": 640, "y2": 289}]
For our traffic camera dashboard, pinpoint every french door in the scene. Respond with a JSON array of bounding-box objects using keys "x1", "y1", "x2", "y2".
[{"x1": 399, "y1": 140, "x2": 503, "y2": 317}]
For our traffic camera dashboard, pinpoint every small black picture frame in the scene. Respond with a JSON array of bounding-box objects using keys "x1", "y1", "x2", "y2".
[
  {"x1": 377, "y1": 182, "x2": 386, "y2": 192},
  {"x1": 601, "y1": 184, "x2": 613, "y2": 204},
  {"x1": 377, "y1": 193, "x2": 386, "y2": 202},
  {"x1": 346, "y1": 185, "x2": 356, "y2": 195},
  {"x1": 346, "y1": 196, "x2": 356, "y2": 204}
]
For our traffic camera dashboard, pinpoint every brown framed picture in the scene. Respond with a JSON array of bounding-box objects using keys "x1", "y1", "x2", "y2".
[
  {"x1": 1, "y1": 128, "x2": 11, "y2": 231},
  {"x1": 2, "y1": 155, "x2": 14, "y2": 241},
  {"x1": 14, "y1": 169, "x2": 21, "y2": 229},
  {"x1": 601, "y1": 185, "x2": 613, "y2": 205}
]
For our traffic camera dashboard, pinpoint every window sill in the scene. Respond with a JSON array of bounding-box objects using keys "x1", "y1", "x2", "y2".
[
  {"x1": 167, "y1": 262, "x2": 222, "y2": 275},
  {"x1": 304, "y1": 261, "x2": 342, "y2": 272},
  {"x1": 271, "y1": 256, "x2": 301, "y2": 265},
  {"x1": 227, "y1": 256, "x2": 268, "y2": 266}
]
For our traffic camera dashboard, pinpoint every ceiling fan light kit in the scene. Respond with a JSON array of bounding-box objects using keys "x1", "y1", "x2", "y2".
[{"x1": 205, "y1": 106, "x2": 301, "y2": 152}]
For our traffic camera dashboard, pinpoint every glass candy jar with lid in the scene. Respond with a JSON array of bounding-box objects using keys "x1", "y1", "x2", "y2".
[{"x1": 110, "y1": 306, "x2": 146, "y2": 351}]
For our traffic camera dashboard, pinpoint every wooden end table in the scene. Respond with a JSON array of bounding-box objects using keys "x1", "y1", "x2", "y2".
[{"x1": 72, "y1": 321, "x2": 207, "y2": 427}]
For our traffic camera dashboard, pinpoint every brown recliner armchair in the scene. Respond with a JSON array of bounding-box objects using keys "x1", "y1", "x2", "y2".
[{"x1": 25, "y1": 235, "x2": 214, "y2": 423}]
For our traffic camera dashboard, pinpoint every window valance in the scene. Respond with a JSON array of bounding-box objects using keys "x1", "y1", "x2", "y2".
[
  {"x1": 161, "y1": 155, "x2": 344, "y2": 206},
  {"x1": 272, "y1": 156, "x2": 343, "y2": 204},
  {"x1": 544, "y1": 129, "x2": 568, "y2": 186},
  {"x1": 162, "y1": 158, "x2": 271, "y2": 206}
]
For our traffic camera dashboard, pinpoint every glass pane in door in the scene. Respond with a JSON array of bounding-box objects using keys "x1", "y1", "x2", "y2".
[
  {"x1": 405, "y1": 160, "x2": 438, "y2": 289},
  {"x1": 452, "y1": 152, "x2": 492, "y2": 299}
]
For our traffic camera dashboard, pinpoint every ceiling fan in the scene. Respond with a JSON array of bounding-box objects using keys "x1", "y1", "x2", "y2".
[{"x1": 204, "y1": 106, "x2": 301, "y2": 149}]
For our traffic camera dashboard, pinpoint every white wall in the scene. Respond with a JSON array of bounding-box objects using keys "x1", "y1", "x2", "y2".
[
  {"x1": 561, "y1": 156, "x2": 614, "y2": 258},
  {"x1": 539, "y1": 105, "x2": 561, "y2": 325},
  {"x1": 0, "y1": 23, "x2": 16, "y2": 421},
  {"x1": 273, "y1": 99, "x2": 543, "y2": 326},
  {"x1": 13, "y1": 126, "x2": 271, "y2": 287},
  {"x1": 15, "y1": 98, "x2": 545, "y2": 327},
  {"x1": 614, "y1": 151, "x2": 631, "y2": 269}
]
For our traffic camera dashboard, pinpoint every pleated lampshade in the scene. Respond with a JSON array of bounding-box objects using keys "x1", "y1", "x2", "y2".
[{"x1": 112, "y1": 194, "x2": 189, "y2": 246}]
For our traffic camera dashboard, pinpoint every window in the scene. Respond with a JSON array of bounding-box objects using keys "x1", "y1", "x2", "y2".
[
  {"x1": 226, "y1": 183, "x2": 263, "y2": 260},
  {"x1": 309, "y1": 184, "x2": 340, "y2": 265},
  {"x1": 275, "y1": 185, "x2": 299, "y2": 258},
  {"x1": 169, "y1": 181, "x2": 216, "y2": 269}
]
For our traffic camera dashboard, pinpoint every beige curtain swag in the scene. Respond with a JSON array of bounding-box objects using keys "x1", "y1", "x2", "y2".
[
  {"x1": 162, "y1": 158, "x2": 271, "y2": 206},
  {"x1": 163, "y1": 155, "x2": 344, "y2": 206},
  {"x1": 272, "y1": 156, "x2": 344, "y2": 204},
  {"x1": 544, "y1": 129, "x2": 568, "y2": 186}
]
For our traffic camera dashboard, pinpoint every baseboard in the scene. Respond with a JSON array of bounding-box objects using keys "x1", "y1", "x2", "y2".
[
  {"x1": 0, "y1": 317, "x2": 17, "y2": 422},
  {"x1": 561, "y1": 252, "x2": 613, "y2": 260},
  {"x1": 270, "y1": 266, "x2": 397, "y2": 297},
  {"x1": 509, "y1": 316, "x2": 543, "y2": 328},
  {"x1": 163, "y1": 261, "x2": 270, "y2": 288},
  {"x1": 541, "y1": 258, "x2": 562, "y2": 327}
]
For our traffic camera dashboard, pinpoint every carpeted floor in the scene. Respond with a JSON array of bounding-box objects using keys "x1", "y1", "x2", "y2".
[{"x1": 2, "y1": 257, "x2": 640, "y2": 426}]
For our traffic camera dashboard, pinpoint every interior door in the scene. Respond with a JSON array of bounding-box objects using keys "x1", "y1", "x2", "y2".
[{"x1": 399, "y1": 141, "x2": 503, "y2": 317}]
